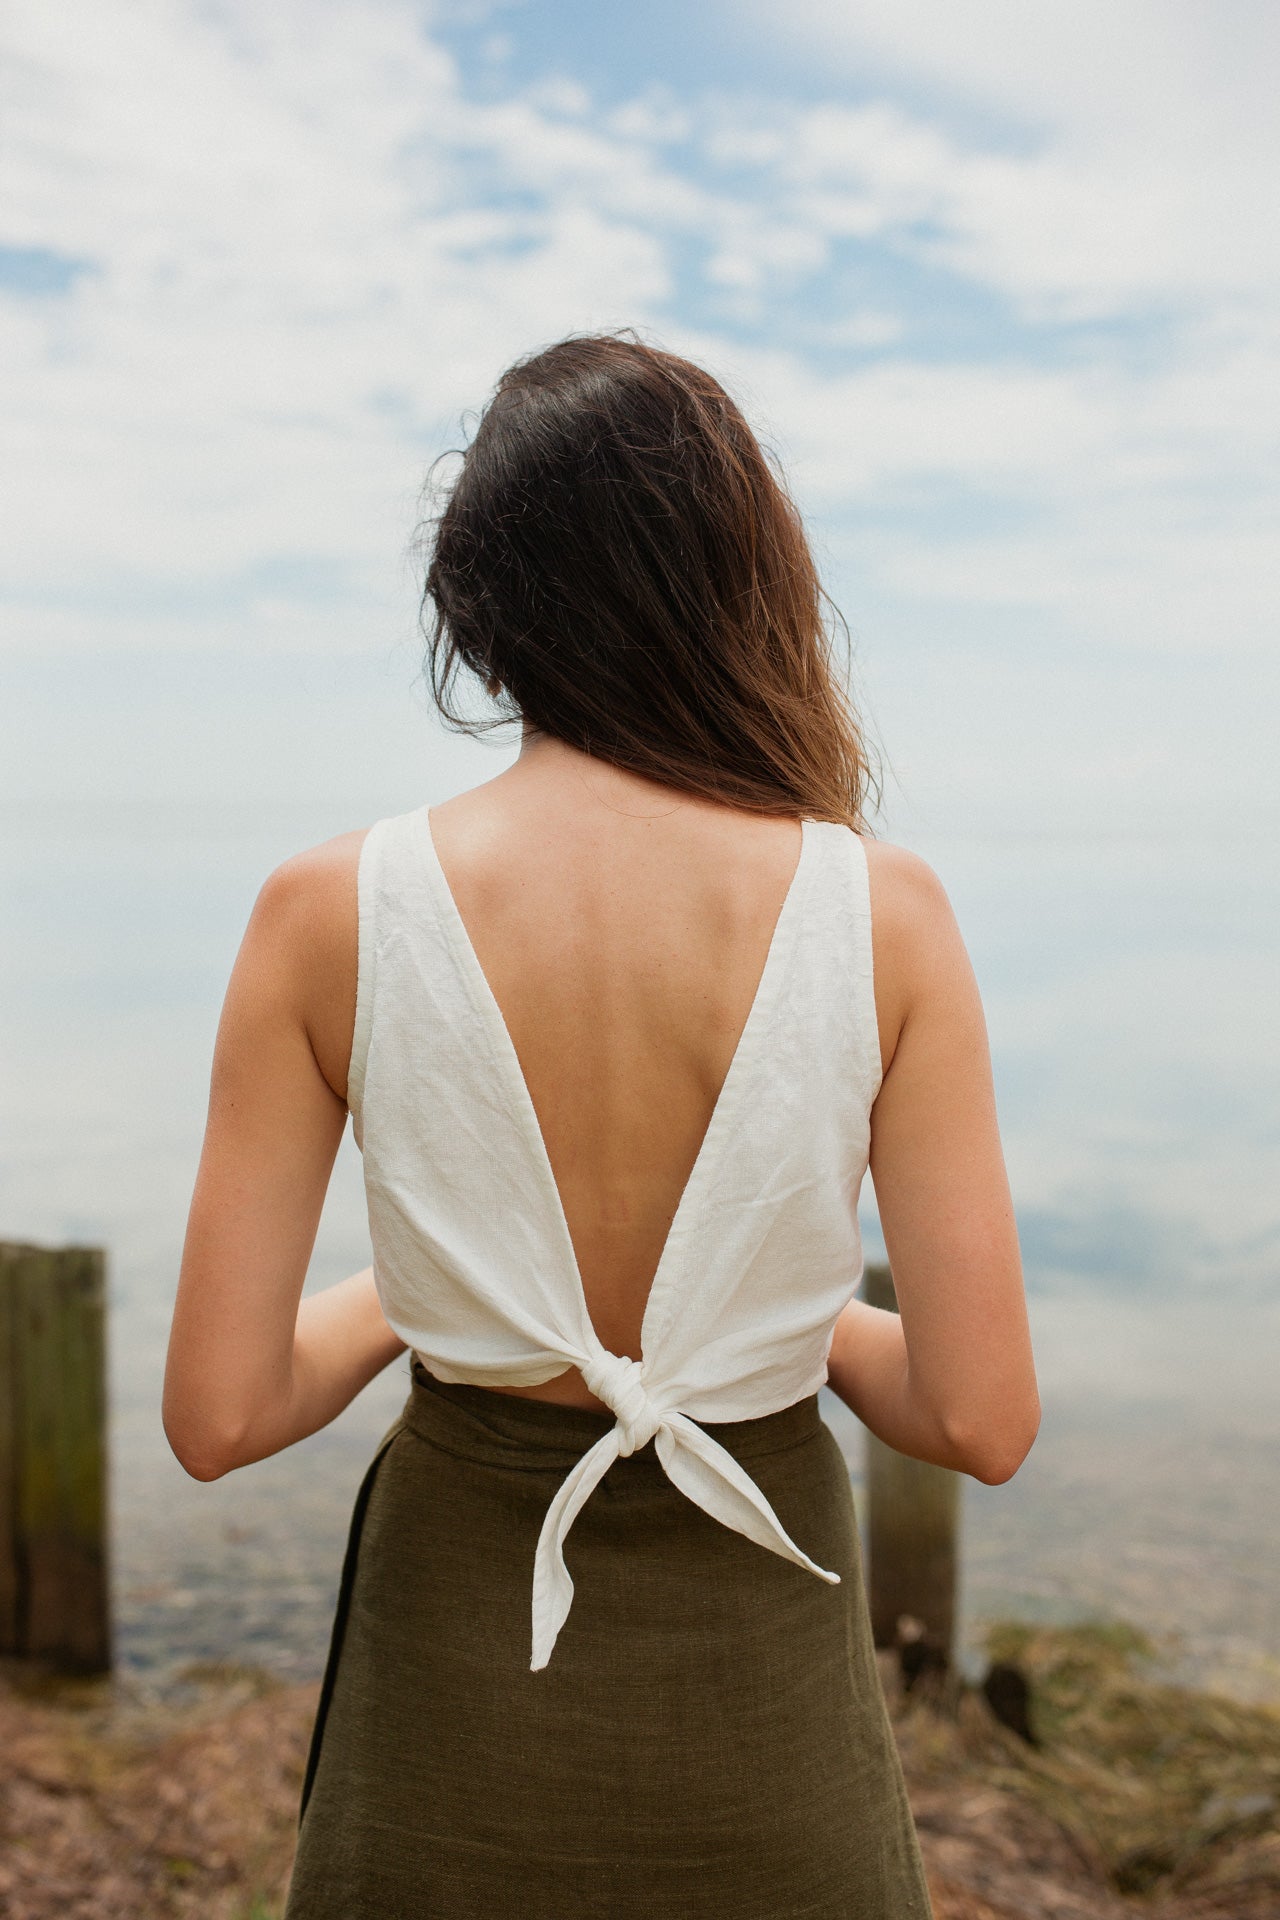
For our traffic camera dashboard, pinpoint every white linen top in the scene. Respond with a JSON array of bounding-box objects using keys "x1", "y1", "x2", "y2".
[{"x1": 348, "y1": 803, "x2": 882, "y2": 1670}]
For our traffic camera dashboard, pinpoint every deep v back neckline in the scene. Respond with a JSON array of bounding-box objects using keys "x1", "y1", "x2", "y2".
[{"x1": 414, "y1": 805, "x2": 813, "y2": 1358}]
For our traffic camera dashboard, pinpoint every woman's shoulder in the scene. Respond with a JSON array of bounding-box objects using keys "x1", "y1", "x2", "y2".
[
  {"x1": 854, "y1": 837, "x2": 967, "y2": 1072},
  {"x1": 244, "y1": 827, "x2": 373, "y2": 1100},
  {"x1": 252, "y1": 826, "x2": 371, "y2": 936},
  {"x1": 859, "y1": 834, "x2": 953, "y2": 924},
  {"x1": 860, "y1": 835, "x2": 963, "y2": 957}
]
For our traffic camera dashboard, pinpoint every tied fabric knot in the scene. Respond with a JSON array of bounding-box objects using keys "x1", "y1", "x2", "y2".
[
  {"x1": 581, "y1": 1351, "x2": 663, "y2": 1456},
  {"x1": 529, "y1": 1354, "x2": 841, "y2": 1672}
]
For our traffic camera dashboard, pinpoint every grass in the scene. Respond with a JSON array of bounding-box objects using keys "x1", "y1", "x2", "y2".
[{"x1": 895, "y1": 1617, "x2": 1280, "y2": 1906}]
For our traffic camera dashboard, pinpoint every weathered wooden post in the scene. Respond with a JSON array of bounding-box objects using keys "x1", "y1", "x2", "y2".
[
  {"x1": 0, "y1": 1241, "x2": 111, "y2": 1673},
  {"x1": 863, "y1": 1261, "x2": 959, "y2": 1681}
]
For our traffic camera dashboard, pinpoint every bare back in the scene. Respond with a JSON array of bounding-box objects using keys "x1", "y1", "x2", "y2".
[
  {"x1": 295, "y1": 733, "x2": 927, "y2": 1418},
  {"x1": 427, "y1": 738, "x2": 806, "y2": 1387}
]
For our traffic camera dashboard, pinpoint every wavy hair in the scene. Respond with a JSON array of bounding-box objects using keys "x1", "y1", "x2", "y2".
[{"x1": 420, "y1": 333, "x2": 873, "y2": 827}]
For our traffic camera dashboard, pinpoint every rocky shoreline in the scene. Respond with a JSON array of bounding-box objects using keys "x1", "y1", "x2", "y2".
[{"x1": 1, "y1": 1623, "x2": 1276, "y2": 1919}]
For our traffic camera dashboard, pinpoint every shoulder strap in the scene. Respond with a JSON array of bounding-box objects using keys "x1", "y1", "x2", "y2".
[
  {"x1": 804, "y1": 822, "x2": 881, "y2": 1110},
  {"x1": 346, "y1": 815, "x2": 390, "y2": 1141},
  {"x1": 346, "y1": 809, "x2": 441, "y2": 1142}
]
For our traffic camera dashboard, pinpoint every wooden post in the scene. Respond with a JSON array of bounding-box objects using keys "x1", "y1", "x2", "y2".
[
  {"x1": 0, "y1": 1242, "x2": 111, "y2": 1673},
  {"x1": 863, "y1": 1261, "x2": 959, "y2": 1679}
]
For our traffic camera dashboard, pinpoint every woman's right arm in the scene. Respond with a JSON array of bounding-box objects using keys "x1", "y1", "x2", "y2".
[{"x1": 825, "y1": 842, "x2": 1040, "y2": 1484}]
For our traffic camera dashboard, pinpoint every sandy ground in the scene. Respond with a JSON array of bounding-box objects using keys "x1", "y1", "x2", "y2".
[{"x1": 1, "y1": 1627, "x2": 1277, "y2": 1919}]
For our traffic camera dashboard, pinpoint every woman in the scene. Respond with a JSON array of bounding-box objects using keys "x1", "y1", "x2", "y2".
[{"x1": 164, "y1": 333, "x2": 1039, "y2": 1918}]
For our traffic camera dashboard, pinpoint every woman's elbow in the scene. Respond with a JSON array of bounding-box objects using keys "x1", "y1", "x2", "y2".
[
  {"x1": 162, "y1": 1401, "x2": 246, "y2": 1482},
  {"x1": 944, "y1": 1393, "x2": 1041, "y2": 1486},
  {"x1": 174, "y1": 1447, "x2": 233, "y2": 1483}
]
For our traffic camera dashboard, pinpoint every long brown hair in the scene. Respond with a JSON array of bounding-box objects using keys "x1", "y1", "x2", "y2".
[{"x1": 421, "y1": 333, "x2": 873, "y2": 827}]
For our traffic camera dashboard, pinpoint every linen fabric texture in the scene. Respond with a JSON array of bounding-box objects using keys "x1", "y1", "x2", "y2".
[
  {"x1": 284, "y1": 1358, "x2": 932, "y2": 1919},
  {"x1": 348, "y1": 805, "x2": 883, "y2": 1671}
]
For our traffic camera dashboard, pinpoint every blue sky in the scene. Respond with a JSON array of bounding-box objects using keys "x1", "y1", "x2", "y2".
[
  {"x1": 3, "y1": 0, "x2": 1277, "y2": 830},
  {"x1": 2, "y1": 0, "x2": 1278, "y2": 1341}
]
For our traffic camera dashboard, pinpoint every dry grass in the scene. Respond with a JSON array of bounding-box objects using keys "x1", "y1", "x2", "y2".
[
  {"x1": 1, "y1": 1622, "x2": 1277, "y2": 1918},
  {"x1": 897, "y1": 1620, "x2": 1280, "y2": 1919}
]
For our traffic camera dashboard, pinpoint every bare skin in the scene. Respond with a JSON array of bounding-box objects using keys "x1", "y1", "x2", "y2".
[{"x1": 164, "y1": 729, "x2": 1039, "y2": 1486}]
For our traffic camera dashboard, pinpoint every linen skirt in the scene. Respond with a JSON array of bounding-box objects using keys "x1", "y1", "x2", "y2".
[{"x1": 284, "y1": 1355, "x2": 932, "y2": 1919}]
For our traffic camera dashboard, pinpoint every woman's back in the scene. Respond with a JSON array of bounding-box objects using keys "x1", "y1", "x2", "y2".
[{"x1": 428, "y1": 738, "x2": 820, "y2": 1385}]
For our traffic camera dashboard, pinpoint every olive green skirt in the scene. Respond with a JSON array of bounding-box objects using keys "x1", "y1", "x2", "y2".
[{"x1": 284, "y1": 1356, "x2": 932, "y2": 1919}]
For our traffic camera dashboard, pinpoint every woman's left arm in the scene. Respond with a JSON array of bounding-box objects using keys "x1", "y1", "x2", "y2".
[{"x1": 163, "y1": 841, "x2": 406, "y2": 1482}]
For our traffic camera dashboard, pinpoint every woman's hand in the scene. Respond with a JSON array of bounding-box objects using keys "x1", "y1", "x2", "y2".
[
  {"x1": 825, "y1": 841, "x2": 1040, "y2": 1484},
  {"x1": 163, "y1": 838, "x2": 406, "y2": 1481}
]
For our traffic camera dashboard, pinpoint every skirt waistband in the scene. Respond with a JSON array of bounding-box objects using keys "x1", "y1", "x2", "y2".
[{"x1": 402, "y1": 1354, "x2": 824, "y2": 1472}]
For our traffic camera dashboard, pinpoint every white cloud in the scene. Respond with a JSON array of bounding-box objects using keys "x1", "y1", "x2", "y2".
[
  {"x1": 1, "y1": 0, "x2": 1277, "y2": 756},
  {"x1": 739, "y1": 1, "x2": 1280, "y2": 157},
  {"x1": 0, "y1": 0, "x2": 697, "y2": 606},
  {"x1": 733, "y1": 2, "x2": 1280, "y2": 316}
]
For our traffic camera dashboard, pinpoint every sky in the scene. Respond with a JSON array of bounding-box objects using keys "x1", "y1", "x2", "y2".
[
  {"x1": 3, "y1": 0, "x2": 1278, "y2": 829},
  {"x1": 2, "y1": 0, "x2": 1278, "y2": 1362}
]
